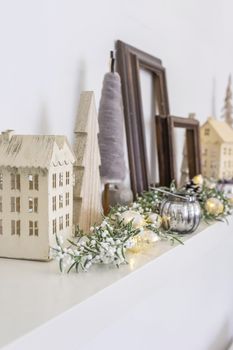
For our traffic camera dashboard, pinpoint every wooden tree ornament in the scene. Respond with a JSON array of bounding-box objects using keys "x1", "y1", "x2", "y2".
[
  {"x1": 221, "y1": 74, "x2": 233, "y2": 128},
  {"x1": 73, "y1": 92, "x2": 103, "y2": 232}
]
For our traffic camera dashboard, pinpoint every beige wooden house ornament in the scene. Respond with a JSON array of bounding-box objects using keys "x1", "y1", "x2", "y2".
[
  {"x1": 201, "y1": 117, "x2": 233, "y2": 180},
  {"x1": 73, "y1": 91, "x2": 102, "y2": 233},
  {"x1": 0, "y1": 130, "x2": 76, "y2": 261}
]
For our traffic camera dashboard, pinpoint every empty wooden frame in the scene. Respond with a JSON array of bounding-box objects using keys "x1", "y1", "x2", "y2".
[
  {"x1": 155, "y1": 115, "x2": 174, "y2": 186},
  {"x1": 156, "y1": 115, "x2": 202, "y2": 186},
  {"x1": 116, "y1": 40, "x2": 170, "y2": 198}
]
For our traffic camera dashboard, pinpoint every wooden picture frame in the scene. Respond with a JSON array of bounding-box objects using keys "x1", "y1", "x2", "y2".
[
  {"x1": 155, "y1": 115, "x2": 174, "y2": 186},
  {"x1": 155, "y1": 115, "x2": 202, "y2": 186},
  {"x1": 116, "y1": 40, "x2": 170, "y2": 198}
]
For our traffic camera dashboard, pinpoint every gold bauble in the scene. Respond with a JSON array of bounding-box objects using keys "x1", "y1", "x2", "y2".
[
  {"x1": 162, "y1": 215, "x2": 171, "y2": 230},
  {"x1": 141, "y1": 230, "x2": 160, "y2": 244},
  {"x1": 127, "y1": 235, "x2": 144, "y2": 253},
  {"x1": 192, "y1": 174, "x2": 204, "y2": 186},
  {"x1": 205, "y1": 197, "x2": 224, "y2": 216},
  {"x1": 127, "y1": 230, "x2": 160, "y2": 254},
  {"x1": 147, "y1": 213, "x2": 162, "y2": 229},
  {"x1": 228, "y1": 196, "x2": 233, "y2": 207},
  {"x1": 121, "y1": 210, "x2": 145, "y2": 229}
]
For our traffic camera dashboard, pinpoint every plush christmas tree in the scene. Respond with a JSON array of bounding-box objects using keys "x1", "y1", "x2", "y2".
[
  {"x1": 221, "y1": 75, "x2": 233, "y2": 128},
  {"x1": 98, "y1": 51, "x2": 132, "y2": 214},
  {"x1": 73, "y1": 91, "x2": 102, "y2": 232}
]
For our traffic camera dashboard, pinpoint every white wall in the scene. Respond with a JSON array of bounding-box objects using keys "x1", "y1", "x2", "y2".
[{"x1": 0, "y1": 0, "x2": 232, "y2": 158}]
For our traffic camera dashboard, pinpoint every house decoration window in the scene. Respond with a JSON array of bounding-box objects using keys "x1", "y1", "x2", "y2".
[
  {"x1": 210, "y1": 161, "x2": 216, "y2": 169},
  {"x1": 0, "y1": 196, "x2": 2, "y2": 212},
  {"x1": 59, "y1": 216, "x2": 63, "y2": 230},
  {"x1": 210, "y1": 150, "x2": 217, "y2": 157},
  {"x1": 29, "y1": 221, "x2": 38, "y2": 236},
  {"x1": 204, "y1": 128, "x2": 210, "y2": 136},
  {"x1": 59, "y1": 195, "x2": 63, "y2": 208},
  {"x1": 28, "y1": 198, "x2": 38, "y2": 213},
  {"x1": 29, "y1": 175, "x2": 33, "y2": 190},
  {"x1": 11, "y1": 174, "x2": 20, "y2": 190},
  {"x1": 11, "y1": 220, "x2": 20, "y2": 235},
  {"x1": 52, "y1": 174, "x2": 56, "y2": 188},
  {"x1": 11, "y1": 197, "x2": 20, "y2": 212},
  {"x1": 65, "y1": 192, "x2": 69, "y2": 206},
  {"x1": 17, "y1": 220, "x2": 20, "y2": 235},
  {"x1": 59, "y1": 173, "x2": 63, "y2": 187},
  {"x1": 0, "y1": 219, "x2": 2, "y2": 235},
  {"x1": 29, "y1": 221, "x2": 33, "y2": 235},
  {"x1": 0, "y1": 173, "x2": 3, "y2": 190},
  {"x1": 66, "y1": 214, "x2": 69, "y2": 227},
  {"x1": 52, "y1": 219, "x2": 57, "y2": 234},
  {"x1": 34, "y1": 221, "x2": 38, "y2": 236},
  {"x1": 29, "y1": 174, "x2": 39, "y2": 190},
  {"x1": 66, "y1": 171, "x2": 70, "y2": 185},
  {"x1": 52, "y1": 196, "x2": 56, "y2": 211},
  {"x1": 223, "y1": 148, "x2": 227, "y2": 155}
]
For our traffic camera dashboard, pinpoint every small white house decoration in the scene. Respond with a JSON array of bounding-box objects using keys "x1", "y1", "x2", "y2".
[
  {"x1": 0, "y1": 130, "x2": 76, "y2": 261},
  {"x1": 201, "y1": 117, "x2": 233, "y2": 180}
]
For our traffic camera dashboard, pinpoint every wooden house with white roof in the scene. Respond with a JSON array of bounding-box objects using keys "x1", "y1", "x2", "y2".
[
  {"x1": 0, "y1": 130, "x2": 76, "y2": 260},
  {"x1": 201, "y1": 117, "x2": 233, "y2": 180}
]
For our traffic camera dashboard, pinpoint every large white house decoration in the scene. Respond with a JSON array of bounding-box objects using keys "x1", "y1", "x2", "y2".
[
  {"x1": 73, "y1": 91, "x2": 102, "y2": 232},
  {"x1": 0, "y1": 130, "x2": 76, "y2": 260},
  {"x1": 201, "y1": 117, "x2": 233, "y2": 180}
]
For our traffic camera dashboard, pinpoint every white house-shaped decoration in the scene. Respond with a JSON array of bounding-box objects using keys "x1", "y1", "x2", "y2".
[
  {"x1": 0, "y1": 130, "x2": 76, "y2": 261},
  {"x1": 201, "y1": 117, "x2": 233, "y2": 180}
]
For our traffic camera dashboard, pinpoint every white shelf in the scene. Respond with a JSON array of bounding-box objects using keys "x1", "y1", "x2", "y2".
[{"x1": 1, "y1": 217, "x2": 233, "y2": 350}]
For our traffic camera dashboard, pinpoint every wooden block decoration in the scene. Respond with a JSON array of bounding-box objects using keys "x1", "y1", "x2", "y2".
[{"x1": 73, "y1": 91, "x2": 103, "y2": 232}]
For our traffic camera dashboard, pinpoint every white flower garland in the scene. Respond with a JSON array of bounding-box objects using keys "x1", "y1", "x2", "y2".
[{"x1": 52, "y1": 178, "x2": 233, "y2": 273}]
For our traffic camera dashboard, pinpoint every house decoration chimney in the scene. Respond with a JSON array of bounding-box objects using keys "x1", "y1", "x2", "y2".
[{"x1": 1, "y1": 130, "x2": 14, "y2": 142}]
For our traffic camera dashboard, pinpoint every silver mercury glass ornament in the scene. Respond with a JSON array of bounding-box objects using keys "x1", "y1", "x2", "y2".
[{"x1": 159, "y1": 191, "x2": 201, "y2": 234}]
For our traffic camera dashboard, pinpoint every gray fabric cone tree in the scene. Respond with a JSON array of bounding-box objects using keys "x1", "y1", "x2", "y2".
[{"x1": 98, "y1": 72, "x2": 126, "y2": 183}]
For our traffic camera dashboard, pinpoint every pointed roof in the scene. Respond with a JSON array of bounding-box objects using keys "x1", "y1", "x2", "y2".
[
  {"x1": 202, "y1": 117, "x2": 233, "y2": 143},
  {"x1": 0, "y1": 132, "x2": 76, "y2": 169},
  {"x1": 74, "y1": 91, "x2": 97, "y2": 133}
]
